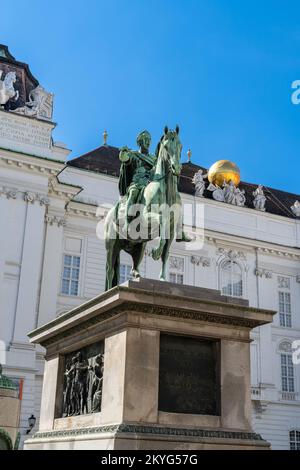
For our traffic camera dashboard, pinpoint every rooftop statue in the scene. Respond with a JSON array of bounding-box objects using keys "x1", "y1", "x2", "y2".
[
  {"x1": 291, "y1": 200, "x2": 300, "y2": 217},
  {"x1": 253, "y1": 185, "x2": 266, "y2": 211},
  {"x1": 193, "y1": 169, "x2": 207, "y2": 197},
  {"x1": 14, "y1": 85, "x2": 54, "y2": 121},
  {"x1": 104, "y1": 126, "x2": 191, "y2": 290},
  {"x1": 0, "y1": 71, "x2": 19, "y2": 107},
  {"x1": 208, "y1": 180, "x2": 246, "y2": 207}
]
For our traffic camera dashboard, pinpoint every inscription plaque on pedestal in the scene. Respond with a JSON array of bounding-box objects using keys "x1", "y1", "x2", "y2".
[{"x1": 159, "y1": 334, "x2": 220, "y2": 416}]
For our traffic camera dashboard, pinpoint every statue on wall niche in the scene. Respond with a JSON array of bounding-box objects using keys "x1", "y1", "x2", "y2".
[{"x1": 0, "y1": 71, "x2": 19, "y2": 107}]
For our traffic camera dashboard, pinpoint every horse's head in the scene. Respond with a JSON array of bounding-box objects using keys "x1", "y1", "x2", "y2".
[
  {"x1": 159, "y1": 126, "x2": 182, "y2": 176},
  {"x1": 4, "y1": 72, "x2": 17, "y2": 87}
]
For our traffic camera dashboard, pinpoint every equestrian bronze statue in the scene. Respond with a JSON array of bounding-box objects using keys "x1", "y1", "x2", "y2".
[{"x1": 104, "y1": 126, "x2": 191, "y2": 290}]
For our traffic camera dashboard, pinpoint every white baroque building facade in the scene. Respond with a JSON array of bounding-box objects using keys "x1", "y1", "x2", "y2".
[{"x1": 0, "y1": 46, "x2": 300, "y2": 450}]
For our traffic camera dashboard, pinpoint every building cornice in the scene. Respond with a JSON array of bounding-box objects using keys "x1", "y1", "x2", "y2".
[
  {"x1": 48, "y1": 176, "x2": 82, "y2": 202},
  {"x1": 65, "y1": 200, "x2": 100, "y2": 220},
  {"x1": 203, "y1": 230, "x2": 300, "y2": 260},
  {"x1": 63, "y1": 164, "x2": 300, "y2": 223},
  {"x1": 0, "y1": 149, "x2": 65, "y2": 176}
]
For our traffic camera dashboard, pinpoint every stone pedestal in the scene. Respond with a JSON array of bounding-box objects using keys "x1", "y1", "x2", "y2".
[{"x1": 24, "y1": 279, "x2": 275, "y2": 450}]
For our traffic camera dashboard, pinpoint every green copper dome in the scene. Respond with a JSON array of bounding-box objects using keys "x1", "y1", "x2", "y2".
[{"x1": 0, "y1": 364, "x2": 17, "y2": 391}]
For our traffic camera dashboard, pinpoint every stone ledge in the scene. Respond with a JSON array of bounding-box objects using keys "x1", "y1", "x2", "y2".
[
  {"x1": 32, "y1": 423, "x2": 265, "y2": 442},
  {"x1": 28, "y1": 279, "x2": 276, "y2": 347}
]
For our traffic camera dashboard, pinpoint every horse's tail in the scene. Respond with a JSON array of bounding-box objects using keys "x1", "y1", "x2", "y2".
[
  {"x1": 112, "y1": 252, "x2": 120, "y2": 288},
  {"x1": 105, "y1": 202, "x2": 120, "y2": 291}
]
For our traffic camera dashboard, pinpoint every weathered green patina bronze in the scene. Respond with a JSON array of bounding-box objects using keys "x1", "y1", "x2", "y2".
[{"x1": 104, "y1": 126, "x2": 190, "y2": 291}]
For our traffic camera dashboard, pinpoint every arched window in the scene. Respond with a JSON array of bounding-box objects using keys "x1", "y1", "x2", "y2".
[{"x1": 221, "y1": 260, "x2": 243, "y2": 298}]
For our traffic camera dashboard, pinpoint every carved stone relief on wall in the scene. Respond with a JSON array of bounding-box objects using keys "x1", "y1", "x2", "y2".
[
  {"x1": 169, "y1": 256, "x2": 184, "y2": 272},
  {"x1": 62, "y1": 342, "x2": 104, "y2": 417},
  {"x1": 278, "y1": 276, "x2": 290, "y2": 289}
]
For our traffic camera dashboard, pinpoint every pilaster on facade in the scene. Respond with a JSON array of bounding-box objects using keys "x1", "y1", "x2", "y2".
[
  {"x1": 10, "y1": 201, "x2": 46, "y2": 346},
  {"x1": 37, "y1": 210, "x2": 66, "y2": 328}
]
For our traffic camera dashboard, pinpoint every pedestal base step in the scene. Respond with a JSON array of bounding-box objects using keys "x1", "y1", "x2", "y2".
[{"x1": 24, "y1": 424, "x2": 270, "y2": 450}]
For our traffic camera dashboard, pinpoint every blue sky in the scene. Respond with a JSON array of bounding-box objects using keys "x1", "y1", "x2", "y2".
[{"x1": 2, "y1": 0, "x2": 300, "y2": 194}]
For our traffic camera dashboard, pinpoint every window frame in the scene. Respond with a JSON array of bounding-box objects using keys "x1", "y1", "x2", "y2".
[
  {"x1": 169, "y1": 272, "x2": 184, "y2": 285},
  {"x1": 61, "y1": 253, "x2": 81, "y2": 297},
  {"x1": 290, "y1": 430, "x2": 300, "y2": 450},
  {"x1": 169, "y1": 256, "x2": 185, "y2": 285},
  {"x1": 281, "y1": 353, "x2": 295, "y2": 393},
  {"x1": 220, "y1": 259, "x2": 243, "y2": 299},
  {"x1": 119, "y1": 264, "x2": 132, "y2": 284},
  {"x1": 278, "y1": 276, "x2": 292, "y2": 328}
]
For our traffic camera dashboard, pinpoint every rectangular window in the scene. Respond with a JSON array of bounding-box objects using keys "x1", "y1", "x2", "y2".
[
  {"x1": 120, "y1": 264, "x2": 132, "y2": 284},
  {"x1": 61, "y1": 254, "x2": 81, "y2": 296},
  {"x1": 281, "y1": 354, "x2": 295, "y2": 393},
  {"x1": 290, "y1": 430, "x2": 300, "y2": 450},
  {"x1": 169, "y1": 273, "x2": 184, "y2": 285},
  {"x1": 169, "y1": 256, "x2": 184, "y2": 285},
  {"x1": 279, "y1": 291, "x2": 292, "y2": 327}
]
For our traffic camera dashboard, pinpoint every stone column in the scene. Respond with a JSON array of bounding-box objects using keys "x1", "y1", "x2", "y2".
[{"x1": 37, "y1": 213, "x2": 65, "y2": 328}]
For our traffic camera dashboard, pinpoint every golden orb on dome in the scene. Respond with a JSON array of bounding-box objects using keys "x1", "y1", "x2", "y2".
[{"x1": 208, "y1": 160, "x2": 241, "y2": 187}]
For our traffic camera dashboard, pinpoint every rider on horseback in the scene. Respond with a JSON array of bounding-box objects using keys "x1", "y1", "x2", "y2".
[{"x1": 119, "y1": 130, "x2": 156, "y2": 233}]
